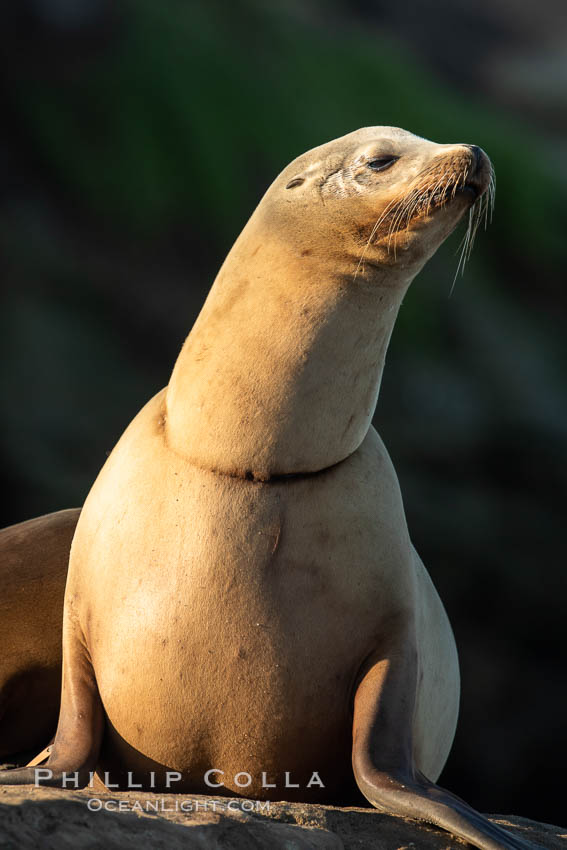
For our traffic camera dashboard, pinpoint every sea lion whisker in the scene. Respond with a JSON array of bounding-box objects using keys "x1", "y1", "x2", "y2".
[
  {"x1": 387, "y1": 190, "x2": 422, "y2": 255},
  {"x1": 354, "y1": 221, "x2": 382, "y2": 280},
  {"x1": 354, "y1": 196, "x2": 402, "y2": 279},
  {"x1": 388, "y1": 196, "x2": 415, "y2": 256},
  {"x1": 394, "y1": 184, "x2": 428, "y2": 232},
  {"x1": 403, "y1": 188, "x2": 428, "y2": 228},
  {"x1": 403, "y1": 195, "x2": 421, "y2": 228},
  {"x1": 450, "y1": 206, "x2": 475, "y2": 295},
  {"x1": 487, "y1": 171, "x2": 496, "y2": 225},
  {"x1": 468, "y1": 197, "x2": 485, "y2": 256},
  {"x1": 449, "y1": 163, "x2": 495, "y2": 295},
  {"x1": 427, "y1": 176, "x2": 449, "y2": 213},
  {"x1": 385, "y1": 196, "x2": 410, "y2": 253}
]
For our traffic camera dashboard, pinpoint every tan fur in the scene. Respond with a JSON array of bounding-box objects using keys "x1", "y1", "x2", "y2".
[
  {"x1": 69, "y1": 127, "x2": 481, "y2": 794},
  {"x1": 3, "y1": 129, "x2": 520, "y2": 850},
  {"x1": 0, "y1": 509, "x2": 79, "y2": 757}
]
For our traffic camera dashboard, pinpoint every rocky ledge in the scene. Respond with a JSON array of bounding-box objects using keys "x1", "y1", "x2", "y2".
[{"x1": 0, "y1": 786, "x2": 566, "y2": 849}]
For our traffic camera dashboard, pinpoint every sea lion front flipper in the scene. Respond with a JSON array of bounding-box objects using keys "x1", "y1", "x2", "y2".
[
  {"x1": 0, "y1": 613, "x2": 104, "y2": 787},
  {"x1": 352, "y1": 633, "x2": 543, "y2": 850}
]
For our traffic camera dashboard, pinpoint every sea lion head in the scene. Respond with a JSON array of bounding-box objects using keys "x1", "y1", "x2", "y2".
[
  {"x1": 260, "y1": 126, "x2": 494, "y2": 283},
  {"x1": 167, "y1": 127, "x2": 494, "y2": 479}
]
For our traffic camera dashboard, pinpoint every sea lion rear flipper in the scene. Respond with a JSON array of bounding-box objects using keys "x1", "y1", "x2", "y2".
[
  {"x1": 0, "y1": 616, "x2": 104, "y2": 787},
  {"x1": 352, "y1": 633, "x2": 543, "y2": 850}
]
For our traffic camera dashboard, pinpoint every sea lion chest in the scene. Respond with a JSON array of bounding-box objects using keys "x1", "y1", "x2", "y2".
[{"x1": 71, "y1": 391, "x2": 414, "y2": 796}]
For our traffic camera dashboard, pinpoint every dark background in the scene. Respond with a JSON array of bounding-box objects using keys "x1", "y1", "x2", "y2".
[{"x1": 1, "y1": 0, "x2": 566, "y2": 826}]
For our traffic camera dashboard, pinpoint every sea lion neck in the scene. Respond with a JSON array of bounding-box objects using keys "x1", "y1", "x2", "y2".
[{"x1": 165, "y1": 218, "x2": 413, "y2": 480}]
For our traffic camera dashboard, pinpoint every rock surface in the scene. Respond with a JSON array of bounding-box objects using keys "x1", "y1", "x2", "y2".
[{"x1": 0, "y1": 787, "x2": 566, "y2": 849}]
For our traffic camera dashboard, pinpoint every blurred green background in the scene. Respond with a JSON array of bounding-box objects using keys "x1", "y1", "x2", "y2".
[{"x1": 1, "y1": 0, "x2": 566, "y2": 825}]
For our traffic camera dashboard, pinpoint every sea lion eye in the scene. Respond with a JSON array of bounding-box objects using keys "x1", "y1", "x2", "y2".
[{"x1": 367, "y1": 156, "x2": 398, "y2": 172}]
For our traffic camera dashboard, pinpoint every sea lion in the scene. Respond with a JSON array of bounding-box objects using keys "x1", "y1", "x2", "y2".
[
  {"x1": 0, "y1": 127, "x2": 534, "y2": 849},
  {"x1": 0, "y1": 509, "x2": 79, "y2": 758}
]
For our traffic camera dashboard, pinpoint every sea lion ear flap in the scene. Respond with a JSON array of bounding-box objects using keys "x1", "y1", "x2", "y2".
[
  {"x1": 285, "y1": 176, "x2": 307, "y2": 190},
  {"x1": 285, "y1": 160, "x2": 321, "y2": 190}
]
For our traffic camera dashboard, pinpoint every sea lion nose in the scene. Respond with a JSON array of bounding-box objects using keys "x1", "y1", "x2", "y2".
[{"x1": 465, "y1": 144, "x2": 484, "y2": 172}]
